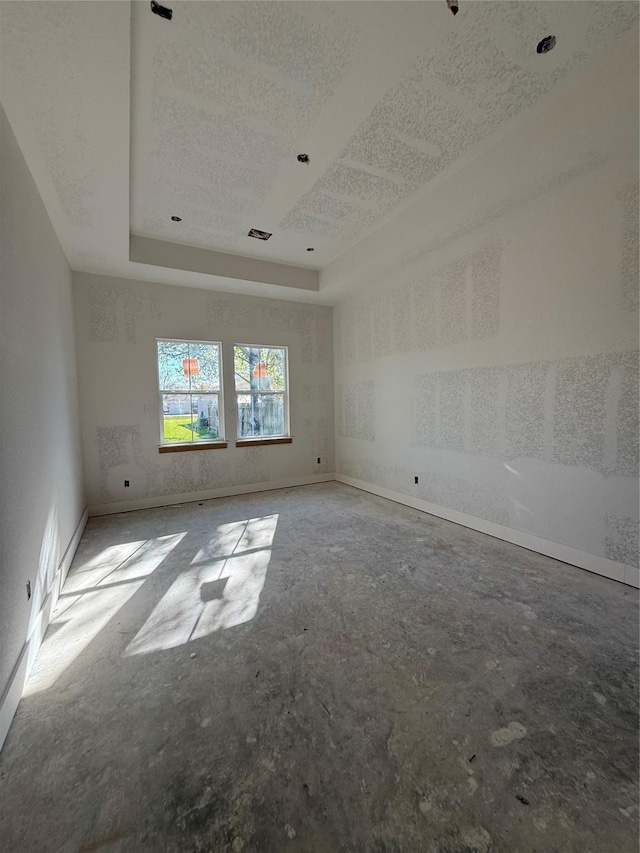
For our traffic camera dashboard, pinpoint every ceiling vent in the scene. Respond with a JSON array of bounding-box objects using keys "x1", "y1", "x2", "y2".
[
  {"x1": 248, "y1": 228, "x2": 272, "y2": 241},
  {"x1": 150, "y1": 1, "x2": 173, "y2": 21}
]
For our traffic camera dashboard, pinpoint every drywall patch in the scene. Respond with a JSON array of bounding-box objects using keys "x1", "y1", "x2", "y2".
[
  {"x1": 342, "y1": 305, "x2": 357, "y2": 364},
  {"x1": 96, "y1": 425, "x2": 160, "y2": 502},
  {"x1": 336, "y1": 241, "x2": 503, "y2": 367},
  {"x1": 97, "y1": 423, "x2": 271, "y2": 505},
  {"x1": 315, "y1": 162, "x2": 403, "y2": 206},
  {"x1": 196, "y1": 452, "x2": 235, "y2": 491},
  {"x1": 279, "y1": 209, "x2": 343, "y2": 237},
  {"x1": 412, "y1": 277, "x2": 437, "y2": 350},
  {"x1": 355, "y1": 302, "x2": 373, "y2": 363},
  {"x1": 505, "y1": 363, "x2": 547, "y2": 461},
  {"x1": 439, "y1": 371, "x2": 467, "y2": 453},
  {"x1": 376, "y1": 292, "x2": 394, "y2": 361},
  {"x1": 553, "y1": 356, "x2": 609, "y2": 469},
  {"x1": 280, "y1": 195, "x2": 381, "y2": 239},
  {"x1": 412, "y1": 374, "x2": 437, "y2": 448},
  {"x1": 337, "y1": 381, "x2": 375, "y2": 441},
  {"x1": 160, "y1": 445, "x2": 269, "y2": 495},
  {"x1": 313, "y1": 312, "x2": 331, "y2": 365},
  {"x1": 230, "y1": 446, "x2": 269, "y2": 486},
  {"x1": 86, "y1": 280, "x2": 161, "y2": 344},
  {"x1": 392, "y1": 284, "x2": 413, "y2": 353},
  {"x1": 206, "y1": 295, "x2": 330, "y2": 366},
  {"x1": 289, "y1": 310, "x2": 314, "y2": 364},
  {"x1": 410, "y1": 351, "x2": 638, "y2": 474},
  {"x1": 553, "y1": 352, "x2": 639, "y2": 474},
  {"x1": 88, "y1": 284, "x2": 119, "y2": 343},
  {"x1": 438, "y1": 260, "x2": 467, "y2": 347},
  {"x1": 471, "y1": 243, "x2": 502, "y2": 338},
  {"x1": 615, "y1": 352, "x2": 640, "y2": 477},
  {"x1": 469, "y1": 367, "x2": 502, "y2": 457},
  {"x1": 300, "y1": 383, "x2": 330, "y2": 404},
  {"x1": 605, "y1": 515, "x2": 640, "y2": 568},
  {"x1": 617, "y1": 181, "x2": 639, "y2": 311},
  {"x1": 214, "y1": 1, "x2": 358, "y2": 105},
  {"x1": 161, "y1": 455, "x2": 198, "y2": 497},
  {"x1": 418, "y1": 470, "x2": 509, "y2": 526}
]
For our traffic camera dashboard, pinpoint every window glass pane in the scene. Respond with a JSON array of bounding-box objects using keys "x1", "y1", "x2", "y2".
[
  {"x1": 162, "y1": 395, "x2": 193, "y2": 442},
  {"x1": 234, "y1": 346, "x2": 286, "y2": 391},
  {"x1": 259, "y1": 347, "x2": 286, "y2": 391},
  {"x1": 189, "y1": 343, "x2": 220, "y2": 392},
  {"x1": 190, "y1": 394, "x2": 220, "y2": 441},
  {"x1": 237, "y1": 393, "x2": 285, "y2": 438},
  {"x1": 157, "y1": 341, "x2": 190, "y2": 392},
  {"x1": 234, "y1": 346, "x2": 252, "y2": 391}
]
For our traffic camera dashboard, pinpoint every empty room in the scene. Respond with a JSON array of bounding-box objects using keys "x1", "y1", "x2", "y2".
[{"x1": 0, "y1": 1, "x2": 638, "y2": 851}]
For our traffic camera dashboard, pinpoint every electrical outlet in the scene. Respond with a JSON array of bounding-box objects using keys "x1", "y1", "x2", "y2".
[
  {"x1": 414, "y1": 476, "x2": 419, "y2": 484},
  {"x1": 124, "y1": 480, "x2": 130, "y2": 487},
  {"x1": 26, "y1": 580, "x2": 31, "y2": 600}
]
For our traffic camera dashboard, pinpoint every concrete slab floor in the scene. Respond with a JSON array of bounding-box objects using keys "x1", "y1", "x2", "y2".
[{"x1": 0, "y1": 482, "x2": 638, "y2": 853}]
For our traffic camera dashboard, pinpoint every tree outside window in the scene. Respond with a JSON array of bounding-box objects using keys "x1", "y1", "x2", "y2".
[{"x1": 234, "y1": 345, "x2": 288, "y2": 439}]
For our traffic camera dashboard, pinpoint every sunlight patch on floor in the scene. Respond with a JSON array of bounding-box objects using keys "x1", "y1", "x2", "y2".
[
  {"x1": 124, "y1": 515, "x2": 278, "y2": 655},
  {"x1": 24, "y1": 533, "x2": 186, "y2": 695}
]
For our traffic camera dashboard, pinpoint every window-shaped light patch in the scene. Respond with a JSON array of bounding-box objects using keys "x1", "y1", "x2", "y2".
[
  {"x1": 234, "y1": 345, "x2": 288, "y2": 439},
  {"x1": 124, "y1": 515, "x2": 278, "y2": 655}
]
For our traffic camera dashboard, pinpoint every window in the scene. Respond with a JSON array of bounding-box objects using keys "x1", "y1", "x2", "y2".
[
  {"x1": 234, "y1": 345, "x2": 289, "y2": 440},
  {"x1": 157, "y1": 339, "x2": 224, "y2": 445}
]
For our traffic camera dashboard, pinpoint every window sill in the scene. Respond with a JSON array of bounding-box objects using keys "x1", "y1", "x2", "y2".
[
  {"x1": 159, "y1": 441, "x2": 228, "y2": 453},
  {"x1": 235, "y1": 437, "x2": 293, "y2": 447}
]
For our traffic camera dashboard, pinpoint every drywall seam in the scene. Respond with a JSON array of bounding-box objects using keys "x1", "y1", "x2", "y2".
[
  {"x1": 336, "y1": 475, "x2": 639, "y2": 589},
  {"x1": 88, "y1": 474, "x2": 336, "y2": 517},
  {"x1": 0, "y1": 507, "x2": 88, "y2": 752}
]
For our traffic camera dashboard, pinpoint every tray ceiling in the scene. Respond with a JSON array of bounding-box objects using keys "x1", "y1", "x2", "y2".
[{"x1": 1, "y1": 1, "x2": 638, "y2": 300}]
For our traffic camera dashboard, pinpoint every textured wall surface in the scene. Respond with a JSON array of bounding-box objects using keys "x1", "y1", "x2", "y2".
[
  {"x1": 126, "y1": 1, "x2": 637, "y2": 266},
  {"x1": 73, "y1": 276, "x2": 333, "y2": 509},
  {"x1": 334, "y1": 149, "x2": 639, "y2": 572},
  {"x1": 0, "y1": 107, "x2": 85, "y2": 698}
]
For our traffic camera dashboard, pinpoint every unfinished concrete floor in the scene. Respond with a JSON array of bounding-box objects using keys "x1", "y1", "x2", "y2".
[{"x1": 0, "y1": 483, "x2": 638, "y2": 852}]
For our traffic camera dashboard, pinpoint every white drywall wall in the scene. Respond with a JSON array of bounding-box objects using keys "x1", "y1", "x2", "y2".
[
  {"x1": 330, "y1": 33, "x2": 639, "y2": 584},
  {"x1": 72, "y1": 275, "x2": 334, "y2": 512},
  {"x1": 332, "y1": 142, "x2": 638, "y2": 584},
  {"x1": 0, "y1": 106, "x2": 85, "y2": 723}
]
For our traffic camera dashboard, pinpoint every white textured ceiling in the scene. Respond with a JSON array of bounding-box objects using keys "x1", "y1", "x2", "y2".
[
  {"x1": 1, "y1": 1, "x2": 638, "y2": 302},
  {"x1": 131, "y1": 0, "x2": 638, "y2": 266}
]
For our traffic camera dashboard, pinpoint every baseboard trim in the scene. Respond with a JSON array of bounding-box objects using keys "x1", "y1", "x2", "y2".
[
  {"x1": 0, "y1": 507, "x2": 88, "y2": 752},
  {"x1": 336, "y1": 475, "x2": 639, "y2": 589},
  {"x1": 88, "y1": 474, "x2": 336, "y2": 517}
]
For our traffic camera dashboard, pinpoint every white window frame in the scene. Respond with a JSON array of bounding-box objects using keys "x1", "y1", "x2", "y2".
[
  {"x1": 156, "y1": 338, "x2": 225, "y2": 446},
  {"x1": 234, "y1": 343, "x2": 290, "y2": 440}
]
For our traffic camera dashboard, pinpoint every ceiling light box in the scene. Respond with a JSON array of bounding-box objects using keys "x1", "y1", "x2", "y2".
[{"x1": 248, "y1": 229, "x2": 272, "y2": 241}]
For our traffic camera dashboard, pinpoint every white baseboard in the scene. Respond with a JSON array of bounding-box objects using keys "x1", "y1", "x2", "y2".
[
  {"x1": 336, "y1": 475, "x2": 639, "y2": 589},
  {"x1": 0, "y1": 507, "x2": 88, "y2": 752},
  {"x1": 88, "y1": 473, "x2": 336, "y2": 517}
]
